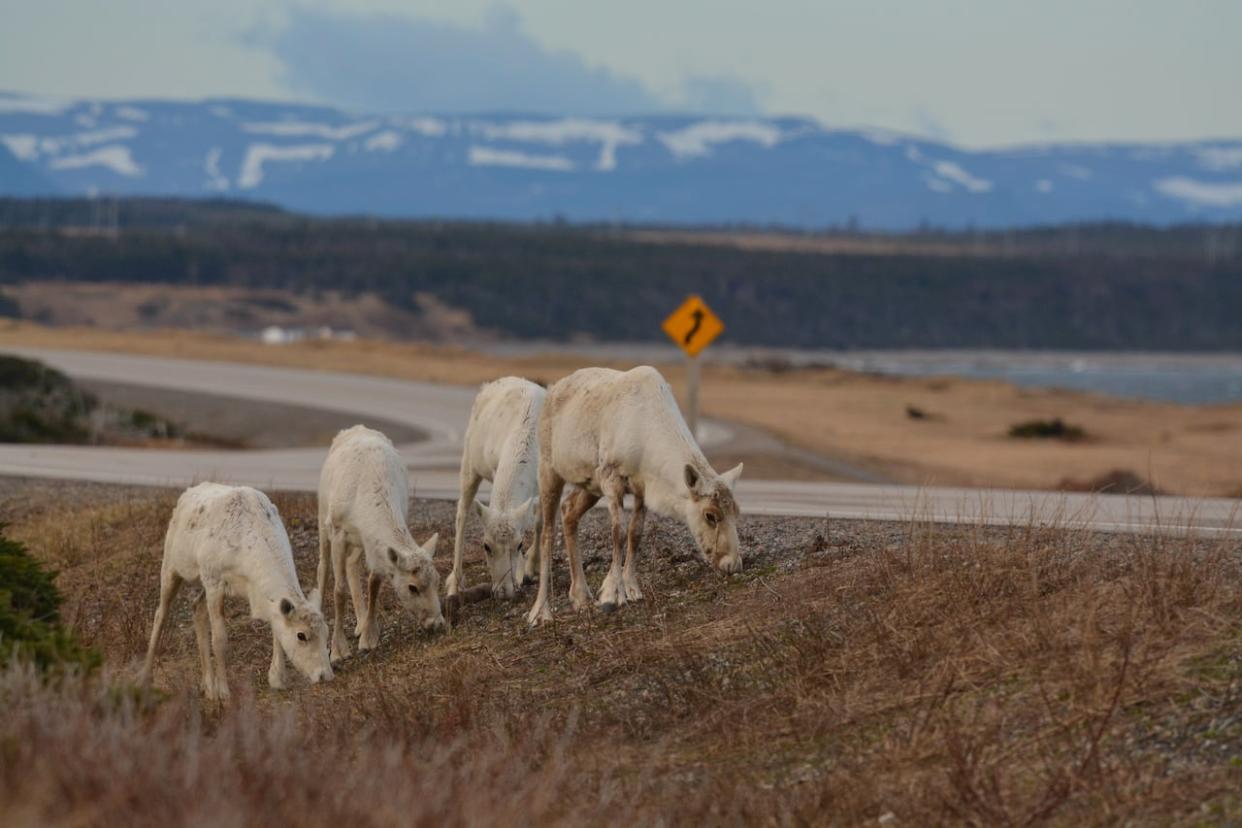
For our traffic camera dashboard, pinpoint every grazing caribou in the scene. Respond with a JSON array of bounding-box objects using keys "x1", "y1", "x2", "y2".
[
  {"x1": 142, "y1": 482, "x2": 333, "y2": 700},
  {"x1": 447, "y1": 377, "x2": 544, "y2": 602},
  {"x1": 317, "y1": 425, "x2": 443, "y2": 662},
  {"x1": 526, "y1": 366, "x2": 743, "y2": 626}
]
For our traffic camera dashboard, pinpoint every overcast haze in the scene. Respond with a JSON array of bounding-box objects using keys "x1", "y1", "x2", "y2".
[{"x1": 2, "y1": 0, "x2": 1239, "y2": 148}]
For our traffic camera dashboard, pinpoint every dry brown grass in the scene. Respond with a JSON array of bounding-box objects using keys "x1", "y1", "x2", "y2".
[
  {"x1": 3, "y1": 281, "x2": 478, "y2": 341},
  {"x1": 5, "y1": 320, "x2": 1242, "y2": 495},
  {"x1": 628, "y1": 228, "x2": 987, "y2": 257},
  {"x1": 2, "y1": 479, "x2": 1241, "y2": 825}
]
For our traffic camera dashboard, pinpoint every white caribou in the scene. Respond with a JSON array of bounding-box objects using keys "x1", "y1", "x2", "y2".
[
  {"x1": 142, "y1": 482, "x2": 333, "y2": 700},
  {"x1": 447, "y1": 377, "x2": 544, "y2": 601},
  {"x1": 527, "y1": 366, "x2": 743, "y2": 626},
  {"x1": 317, "y1": 425, "x2": 443, "y2": 662}
]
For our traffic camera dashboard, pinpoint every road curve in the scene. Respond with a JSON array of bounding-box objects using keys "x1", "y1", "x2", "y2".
[{"x1": 2, "y1": 347, "x2": 1239, "y2": 537}]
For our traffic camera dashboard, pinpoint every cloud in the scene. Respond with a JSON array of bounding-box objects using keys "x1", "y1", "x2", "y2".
[
  {"x1": 261, "y1": 6, "x2": 662, "y2": 115},
  {"x1": 911, "y1": 108, "x2": 952, "y2": 142},
  {"x1": 679, "y1": 75, "x2": 765, "y2": 116},
  {"x1": 1035, "y1": 118, "x2": 1061, "y2": 138}
]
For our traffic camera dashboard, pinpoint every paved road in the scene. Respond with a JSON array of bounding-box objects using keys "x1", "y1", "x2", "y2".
[{"x1": 2, "y1": 347, "x2": 1239, "y2": 537}]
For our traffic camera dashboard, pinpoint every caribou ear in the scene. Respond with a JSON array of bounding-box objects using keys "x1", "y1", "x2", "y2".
[
  {"x1": 720, "y1": 462, "x2": 744, "y2": 489},
  {"x1": 473, "y1": 499, "x2": 496, "y2": 525},
  {"x1": 512, "y1": 497, "x2": 536, "y2": 530},
  {"x1": 307, "y1": 588, "x2": 322, "y2": 612},
  {"x1": 684, "y1": 464, "x2": 701, "y2": 493},
  {"x1": 280, "y1": 598, "x2": 295, "y2": 616},
  {"x1": 421, "y1": 532, "x2": 441, "y2": 556}
]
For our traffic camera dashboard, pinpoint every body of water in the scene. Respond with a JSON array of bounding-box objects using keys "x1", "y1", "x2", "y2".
[
  {"x1": 483, "y1": 342, "x2": 1242, "y2": 406},
  {"x1": 828, "y1": 352, "x2": 1242, "y2": 406}
]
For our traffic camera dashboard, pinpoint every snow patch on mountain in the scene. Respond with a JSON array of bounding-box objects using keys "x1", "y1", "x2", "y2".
[
  {"x1": 931, "y1": 160, "x2": 992, "y2": 193},
  {"x1": 390, "y1": 116, "x2": 448, "y2": 137},
  {"x1": 238, "y1": 143, "x2": 334, "y2": 189},
  {"x1": 5, "y1": 127, "x2": 140, "y2": 161},
  {"x1": 41, "y1": 126, "x2": 138, "y2": 156},
  {"x1": 242, "y1": 120, "x2": 379, "y2": 141},
  {"x1": 659, "y1": 120, "x2": 783, "y2": 159},
  {"x1": 1154, "y1": 176, "x2": 1242, "y2": 208},
  {"x1": 49, "y1": 145, "x2": 143, "y2": 177},
  {"x1": 906, "y1": 147, "x2": 992, "y2": 194},
  {"x1": 476, "y1": 118, "x2": 638, "y2": 146},
  {"x1": 113, "y1": 106, "x2": 149, "y2": 122},
  {"x1": 476, "y1": 118, "x2": 642, "y2": 171},
  {"x1": 204, "y1": 147, "x2": 229, "y2": 191},
  {"x1": 364, "y1": 130, "x2": 403, "y2": 152},
  {"x1": 468, "y1": 146, "x2": 574, "y2": 172},
  {"x1": 1, "y1": 134, "x2": 38, "y2": 161}
]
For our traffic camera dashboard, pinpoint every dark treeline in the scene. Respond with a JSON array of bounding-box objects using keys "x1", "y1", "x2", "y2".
[{"x1": 1, "y1": 197, "x2": 1240, "y2": 350}]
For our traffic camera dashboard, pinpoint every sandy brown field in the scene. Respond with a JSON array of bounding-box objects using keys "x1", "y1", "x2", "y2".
[
  {"x1": 2, "y1": 476, "x2": 1241, "y2": 825},
  {"x1": 3, "y1": 281, "x2": 478, "y2": 341},
  {"x1": 4, "y1": 320, "x2": 1242, "y2": 496}
]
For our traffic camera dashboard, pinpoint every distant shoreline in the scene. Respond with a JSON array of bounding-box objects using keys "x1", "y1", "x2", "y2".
[{"x1": 479, "y1": 341, "x2": 1242, "y2": 405}]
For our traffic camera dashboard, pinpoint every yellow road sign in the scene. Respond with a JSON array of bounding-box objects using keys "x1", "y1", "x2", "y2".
[{"x1": 662, "y1": 294, "x2": 724, "y2": 358}]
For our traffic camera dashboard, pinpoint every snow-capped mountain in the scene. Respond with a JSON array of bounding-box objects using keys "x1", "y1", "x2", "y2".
[{"x1": 3, "y1": 92, "x2": 1241, "y2": 229}]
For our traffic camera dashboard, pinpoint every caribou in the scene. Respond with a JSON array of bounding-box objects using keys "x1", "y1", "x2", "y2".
[
  {"x1": 526, "y1": 366, "x2": 743, "y2": 626},
  {"x1": 447, "y1": 377, "x2": 545, "y2": 601},
  {"x1": 317, "y1": 425, "x2": 443, "y2": 661},
  {"x1": 141, "y1": 482, "x2": 333, "y2": 700}
]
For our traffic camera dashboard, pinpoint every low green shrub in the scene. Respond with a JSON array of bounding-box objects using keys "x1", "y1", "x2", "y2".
[
  {"x1": 0, "y1": 525, "x2": 98, "y2": 673},
  {"x1": 1008, "y1": 417, "x2": 1087, "y2": 441},
  {"x1": 0, "y1": 354, "x2": 179, "y2": 444}
]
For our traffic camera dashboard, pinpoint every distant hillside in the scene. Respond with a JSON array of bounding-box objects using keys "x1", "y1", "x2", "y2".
[
  {"x1": 2, "y1": 93, "x2": 1242, "y2": 229},
  {"x1": 2, "y1": 197, "x2": 1241, "y2": 351}
]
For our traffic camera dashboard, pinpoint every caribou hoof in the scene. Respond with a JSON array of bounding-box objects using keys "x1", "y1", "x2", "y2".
[{"x1": 526, "y1": 600, "x2": 553, "y2": 627}]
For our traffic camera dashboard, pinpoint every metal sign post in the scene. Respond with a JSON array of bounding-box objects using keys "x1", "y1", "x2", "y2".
[
  {"x1": 661, "y1": 294, "x2": 724, "y2": 439},
  {"x1": 685, "y1": 351, "x2": 701, "y2": 436}
]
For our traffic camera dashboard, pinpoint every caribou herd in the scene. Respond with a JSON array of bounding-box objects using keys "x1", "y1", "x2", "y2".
[{"x1": 142, "y1": 366, "x2": 744, "y2": 697}]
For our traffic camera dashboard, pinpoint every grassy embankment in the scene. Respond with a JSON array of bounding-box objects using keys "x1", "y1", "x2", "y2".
[{"x1": 0, "y1": 478, "x2": 1240, "y2": 824}]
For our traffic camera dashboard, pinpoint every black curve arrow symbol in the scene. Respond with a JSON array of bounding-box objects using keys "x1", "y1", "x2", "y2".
[{"x1": 684, "y1": 308, "x2": 704, "y2": 345}]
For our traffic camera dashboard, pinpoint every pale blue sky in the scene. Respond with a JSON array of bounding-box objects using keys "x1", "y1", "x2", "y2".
[{"x1": 2, "y1": 0, "x2": 1239, "y2": 147}]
